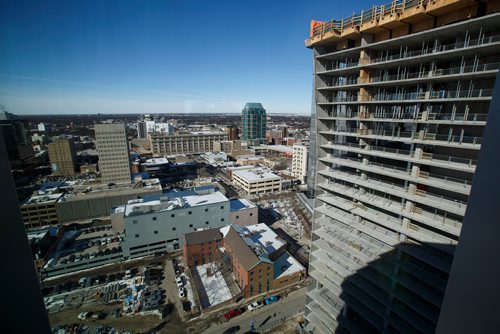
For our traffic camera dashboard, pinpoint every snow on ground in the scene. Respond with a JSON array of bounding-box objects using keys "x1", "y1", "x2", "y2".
[
  {"x1": 195, "y1": 263, "x2": 232, "y2": 308},
  {"x1": 182, "y1": 273, "x2": 196, "y2": 308}
]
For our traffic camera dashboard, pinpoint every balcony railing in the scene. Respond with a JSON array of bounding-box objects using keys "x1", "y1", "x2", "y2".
[
  {"x1": 370, "y1": 34, "x2": 500, "y2": 65},
  {"x1": 323, "y1": 142, "x2": 477, "y2": 169},
  {"x1": 322, "y1": 127, "x2": 482, "y2": 146},
  {"x1": 370, "y1": 62, "x2": 500, "y2": 83}
]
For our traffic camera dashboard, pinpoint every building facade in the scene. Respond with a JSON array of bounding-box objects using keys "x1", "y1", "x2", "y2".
[
  {"x1": 291, "y1": 144, "x2": 309, "y2": 183},
  {"x1": 94, "y1": 123, "x2": 131, "y2": 184},
  {"x1": 232, "y1": 168, "x2": 282, "y2": 195},
  {"x1": 182, "y1": 228, "x2": 224, "y2": 266},
  {"x1": 226, "y1": 125, "x2": 239, "y2": 141},
  {"x1": 118, "y1": 188, "x2": 230, "y2": 258},
  {"x1": 150, "y1": 132, "x2": 228, "y2": 156},
  {"x1": 229, "y1": 198, "x2": 258, "y2": 226},
  {"x1": 242, "y1": 103, "x2": 267, "y2": 145},
  {"x1": 137, "y1": 121, "x2": 147, "y2": 139},
  {"x1": 48, "y1": 138, "x2": 77, "y2": 176},
  {"x1": 21, "y1": 193, "x2": 62, "y2": 228},
  {"x1": 305, "y1": 1, "x2": 500, "y2": 333},
  {"x1": 223, "y1": 224, "x2": 306, "y2": 298}
]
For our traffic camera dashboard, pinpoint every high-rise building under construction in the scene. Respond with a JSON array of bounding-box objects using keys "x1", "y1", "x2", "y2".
[{"x1": 304, "y1": 0, "x2": 500, "y2": 333}]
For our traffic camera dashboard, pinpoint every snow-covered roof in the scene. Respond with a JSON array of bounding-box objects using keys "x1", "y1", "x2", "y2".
[
  {"x1": 273, "y1": 252, "x2": 305, "y2": 279},
  {"x1": 123, "y1": 191, "x2": 228, "y2": 217},
  {"x1": 245, "y1": 223, "x2": 286, "y2": 255},
  {"x1": 229, "y1": 198, "x2": 256, "y2": 212},
  {"x1": 233, "y1": 169, "x2": 281, "y2": 182}
]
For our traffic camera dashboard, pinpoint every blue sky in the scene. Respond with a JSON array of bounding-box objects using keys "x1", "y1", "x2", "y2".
[{"x1": 0, "y1": 0, "x2": 375, "y2": 115}]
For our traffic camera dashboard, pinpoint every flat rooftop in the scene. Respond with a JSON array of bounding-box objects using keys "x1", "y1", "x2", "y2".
[
  {"x1": 123, "y1": 191, "x2": 229, "y2": 217},
  {"x1": 22, "y1": 193, "x2": 63, "y2": 206},
  {"x1": 145, "y1": 157, "x2": 169, "y2": 165},
  {"x1": 59, "y1": 178, "x2": 162, "y2": 202},
  {"x1": 233, "y1": 168, "x2": 281, "y2": 182},
  {"x1": 230, "y1": 198, "x2": 256, "y2": 212}
]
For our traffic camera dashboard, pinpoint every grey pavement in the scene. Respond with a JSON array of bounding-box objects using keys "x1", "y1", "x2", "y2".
[{"x1": 201, "y1": 287, "x2": 306, "y2": 334}]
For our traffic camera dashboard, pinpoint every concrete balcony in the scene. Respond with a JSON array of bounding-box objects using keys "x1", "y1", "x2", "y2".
[
  {"x1": 315, "y1": 204, "x2": 401, "y2": 246},
  {"x1": 318, "y1": 169, "x2": 467, "y2": 216},
  {"x1": 318, "y1": 62, "x2": 500, "y2": 90},
  {"x1": 317, "y1": 182, "x2": 461, "y2": 242},
  {"x1": 320, "y1": 128, "x2": 482, "y2": 150},
  {"x1": 307, "y1": 287, "x2": 344, "y2": 319},
  {"x1": 309, "y1": 260, "x2": 345, "y2": 290},
  {"x1": 319, "y1": 156, "x2": 471, "y2": 195},
  {"x1": 305, "y1": 306, "x2": 335, "y2": 334},
  {"x1": 318, "y1": 111, "x2": 488, "y2": 126},
  {"x1": 320, "y1": 142, "x2": 476, "y2": 173}
]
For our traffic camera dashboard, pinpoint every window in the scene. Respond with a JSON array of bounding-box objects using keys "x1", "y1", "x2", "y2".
[
  {"x1": 133, "y1": 220, "x2": 138, "y2": 224},
  {"x1": 189, "y1": 224, "x2": 193, "y2": 228},
  {"x1": 152, "y1": 217, "x2": 157, "y2": 221},
  {"x1": 205, "y1": 208, "x2": 208, "y2": 212},
  {"x1": 220, "y1": 206, "x2": 224, "y2": 209},
  {"x1": 135, "y1": 234, "x2": 140, "y2": 238},
  {"x1": 221, "y1": 218, "x2": 224, "y2": 222},
  {"x1": 236, "y1": 215, "x2": 239, "y2": 219},
  {"x1": 172, "y1": 227, "x2": 176, "y2": 231},
  {"x1": 188, "y1": 211, "x2": 192, "y2": 215},
  {"x1": 205, "y1": 221, "x2": 209, "y2": 225},
  {"x1": 154, "y1": 230, "x2": 158, "y2": 235},
  {"x1": 171, "y1": 214, "x2": 175, "y2": 218},
  {"x1": 249, "y1": 213, "x2": 253, "y2": 216}
]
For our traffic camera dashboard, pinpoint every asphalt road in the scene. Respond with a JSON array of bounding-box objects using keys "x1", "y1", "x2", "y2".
[{"x1": 201, "y1": 287, "x2": 306, "y2": 334}]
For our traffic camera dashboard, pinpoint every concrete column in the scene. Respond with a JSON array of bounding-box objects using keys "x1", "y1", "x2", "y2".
[
  {"x1": 411, "y1": 165, "x2": 420, "y2": 177},
  {"x1": 408, "y1": 184, "x2": 416, "y2": 195},
  {"x1": 414, "y1": 147, "x2": 423, "y2": 159},
  {"x1": 405, "y1": 201, "x2": 413, "y2": 213}
]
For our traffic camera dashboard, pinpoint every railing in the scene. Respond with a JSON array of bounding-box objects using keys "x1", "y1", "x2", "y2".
[
  {"x1": 370, "y1": 34, "x2": 500, "y2": 64},
  {"x1": 323, "y1": 142, "x2": 477, "y2": 168},
  {"x1": 311, "y1": 0, "x2": 428, "y2": 38},
  {"x1": 369, "y1": 62, "x2": 500, "y2": 83}
]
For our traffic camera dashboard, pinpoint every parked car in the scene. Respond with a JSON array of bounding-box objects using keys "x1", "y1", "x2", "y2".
[
  {"x1": 178, "y1": 287, "x2": 186, "y2": 298},
  {"x1": 224, "y1": 309, "x2": 242, "y2": 320},
  {"x1": 182, "y1": 300, "x2": 191, "y2": 312},
  {"x1": 264, "y1": 295, "x2": 280, "y2": 305},
  {"x1": 247, "y1": 301, "x2": 263, "y2": 311},
  {"x1": 87, "y1": 240, "x2": 95, "y2": 247},
  {"x1": 175, "y1": 276, "x2": 183, "y2": 287},
  {"x1": 223, "y1": 325, "x2": 241, "y2": 334}
]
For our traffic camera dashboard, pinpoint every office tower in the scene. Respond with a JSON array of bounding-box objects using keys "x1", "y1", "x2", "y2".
[
  {"x1": 94, "y1": 123, "x2": 131, "y2": 184},
  {"x1": 48, "y1": 138, "x2": 77, "y2": 176},
  {"x1": 0, "y1": 121, "x2": 35, "y2": 167},
  {"x1": 226, "y1": 125, "x2": 239, "y2": 140},
  {"x1": 304, "y1": 1, "x2": 500, "y2": 333},
  {"x1": 0, "y1": 128, "x2": 51, "y2": 333},
  {"x1": 137, "y1": 121, "x2": 147, "y2": 139},
  {"x1": 242, "y1": 102, "x2": 267, "y2": 145}
]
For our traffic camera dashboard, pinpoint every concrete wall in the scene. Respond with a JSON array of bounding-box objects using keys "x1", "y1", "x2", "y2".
[
  {"x1": 57, "y1": 189, "x2": 162, "y2": 223},
  {"x1": 122, "y1": 201, "x2": 230, "y2": 257},
  {"x1": 230, "y1": 206, "x2": 258, "y2": 226}
]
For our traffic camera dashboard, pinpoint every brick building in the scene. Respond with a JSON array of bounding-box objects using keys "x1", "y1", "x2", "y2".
[{"x1": 182, "y1": 228, "x2": 223, "y2": 266}]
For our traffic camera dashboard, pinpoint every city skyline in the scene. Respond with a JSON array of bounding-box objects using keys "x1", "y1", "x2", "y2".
[{"x1": 0, "y1": 0, "x2": 375, "y2": 115}]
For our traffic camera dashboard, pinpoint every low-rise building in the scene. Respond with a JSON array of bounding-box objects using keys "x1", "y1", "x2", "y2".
[
  {"x1": 117, "y1": 188, "x2": 230, "y2": 258},
  {"x1": 21, "y1": 193, "x2": 63, "y2": 228},
  {"x1": 57, "y1": 179, "x2": 162, "y2": 224},
  {"x1": 222, "y1": 223, "x2": 305, "y2": 298},
  {"x1": 182, "y1": 228, "x2": 224, "y2": 266},
  {"x1": 230, "y1": 198, "x2": 258, "y2": 226},
  {"x1": 150, "y1": 132, "x2": 228, "y2": 156},
  {"x1": 232, "y1": 168, "x2": 282, "y2": 195}
]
